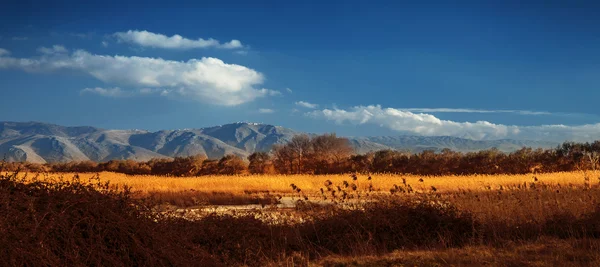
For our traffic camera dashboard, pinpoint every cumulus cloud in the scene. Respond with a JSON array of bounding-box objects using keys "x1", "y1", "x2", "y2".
[
  {"x1": 270, "y1": 90, "x2": 283, "y2": 96},
  {"x1": 307, "y1": 105, "x2": 600, "y2": 142},
  {"x1": 37, "y1": 45, "x2": 68, "y2": 55},
  {"x1": 258, "y1": 108, "x2": 275, "y2": 114},
  {"x1": 221, "y1": 39, "x2": 243, "y2": 49},
  {"x1": 296, "y1": 101, "x2": 318, "y2": 109},
  {"x1": 0, "y1": 49, "x2": 274, "y2": 106},
  {"x1": 81, "y1": 87, "x2": 168, "y2": 97},
  {"x1": 113, "y1": 30, "x2": 244, "y2": 50},
  {"x1": 80, "y1": 87, "x2": 129, "y2": 97},
  {"x1": 401, "y1": 108, "x2": 551, "y2": 115},
  {"x1": 138, "y1": 88, "x2": 164, "y2": 95},
  {"x1": 0, "y1": 48, "x2": 9, "y2": 56}
]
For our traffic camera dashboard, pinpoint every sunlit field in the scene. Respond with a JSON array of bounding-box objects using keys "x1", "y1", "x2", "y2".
[{"x1": 15, "y1": 170, "x2": 597, "y2": 196}]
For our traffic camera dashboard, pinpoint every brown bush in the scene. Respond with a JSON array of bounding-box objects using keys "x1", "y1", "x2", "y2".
[
  {"x1": 0, "y1": 172, "x2": 217, "y2": 267},
  {"x1": 173, "y1": 215, "x2": 299, "y2": 266},
  {"x1": 298, "y1": 198, "x2": 476, "y2": 255}
]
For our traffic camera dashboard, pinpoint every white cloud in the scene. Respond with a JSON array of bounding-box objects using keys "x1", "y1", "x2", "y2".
[
  {"x1": 258, "y1": 108, "x2": 275, "y2": 114},
  {"x1": 221, "y1": 40, "x2": 243, "y2": 49},
  {"x1": 401, "y1": 108, "x2": 551, "y2": 115},
  {"x1": 80, "y1": 87, "x2": 129, "y2": 97},
  {"x1": 307, "y1": 105, "x2": 600, "y2": 142},
  {"x1": 0, "y1": 49, "x2": 272, "y2": 106},
  {"x1": 266, "y1": 90, "x2": 282, "y2": 96},
  {"x1": 138, "y1": 88, "x2": 162, "y2": 94},
  {"x1": 234, "y1": 50, "x2": 248, "y2": 55},
  {"x1": 286, "y1": 88, "x2": 293, "y2": 93},
  {"x1": 81, "y1": 87, "x2": 165, "y2": 97},
  {"x1": 37, "y1": 45, "x2": 68, "y2": 55},
  {"x1": 113, "y1": 30, "x2": 244, "y2": 50},
  {"x1": 0, "y1": 48, "x2": 9, "y2": 56},
  {"x1": 296, "y1": 101, "x2": 318, "y2": 109},
  {"x1": 101, "y1": 41, "x2": 109, "y2": 47}
]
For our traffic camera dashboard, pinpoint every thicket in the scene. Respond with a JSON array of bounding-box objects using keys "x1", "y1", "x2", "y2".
[{"x1": 3, "y1": 134, "x2": 600, "y2": 176}]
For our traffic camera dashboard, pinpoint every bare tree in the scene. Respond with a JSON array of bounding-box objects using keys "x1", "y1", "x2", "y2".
[
  {"x1": 288, "y1": 134, "x2": 312, "y2": 173},
  {"x1": 218, "y1": 155, "x2": 248, "y2": 175},
  {"x1": 310, "y1": 133, "x2": 353, "y2": 173},
  {"x1": 272, "y1": 144, "x2": 294, "y2": 174},
  {"x1": 248, "y1": 152, "x2": 273, "y2": 174}
]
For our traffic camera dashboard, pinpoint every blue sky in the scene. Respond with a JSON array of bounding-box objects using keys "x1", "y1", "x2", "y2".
[{"x1": 1, "y1": 1, "x2": 600, "y2": 141}]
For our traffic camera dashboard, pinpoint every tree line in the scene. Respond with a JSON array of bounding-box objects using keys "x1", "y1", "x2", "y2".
[{"x1": 2, "y1": 134, "x2": 600, "y2": 176}]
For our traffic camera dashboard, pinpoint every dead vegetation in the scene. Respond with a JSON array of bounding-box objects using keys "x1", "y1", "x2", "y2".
[{"x1": 319, "y1": 238, "x2": 600, "y2": 267}]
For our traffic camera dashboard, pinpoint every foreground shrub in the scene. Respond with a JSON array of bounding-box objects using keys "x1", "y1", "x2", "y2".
[
  {"x1": 299, "y1": 199, "x2": 477, "y2": 255},
  {"x1": 168, "y1": 199, "x2": 477, "y2": 264},
  {"x1": 0, "y1": 172, "x2": 216, "y2": 267},
  {"x1": 172, "y1": 215, "x2": 300, "y2": 266},
  {"x1": 542, "y1": 207, "x2": 600, "y2": 239}
]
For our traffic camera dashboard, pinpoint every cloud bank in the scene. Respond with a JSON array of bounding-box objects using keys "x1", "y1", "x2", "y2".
[
  {"x1": 0, "y1": 48, "x2": 276, "y2": 105},
  {"x1": 308, "y1": 105, "x2": 600, "y2": 142},
  {"x1": 258, "y1": 108, "x2": 275, "y2": 114},
  {"x1": 37, "y1": 45, "x2": 68, "y2": 55},
  {"x1": 400, "y1": 108, "x2": 551, "y2": 115},
  {"x1": 80, "y1": 87, "x2": 129, "y2": 97},
  {"x1": 296, "y1": 101, "x2": 318, "y2": 109},
  {"x1": 114, "y1": 30, "x2": 243, "y2": 50}
]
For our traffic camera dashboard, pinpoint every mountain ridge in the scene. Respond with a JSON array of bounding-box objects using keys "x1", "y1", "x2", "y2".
[{"x1": 0, "y1": 121, "x2": 558, "y2": 163}]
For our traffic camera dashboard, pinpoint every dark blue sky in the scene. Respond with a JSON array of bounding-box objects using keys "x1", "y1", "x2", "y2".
[{"x1": 1, "y1": 0, "x2": 600, "y2": 140}]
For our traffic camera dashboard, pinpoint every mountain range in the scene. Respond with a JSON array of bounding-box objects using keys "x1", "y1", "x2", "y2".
[{"x1": 0, "y1": 121, "x2": 559, "y2": 163}]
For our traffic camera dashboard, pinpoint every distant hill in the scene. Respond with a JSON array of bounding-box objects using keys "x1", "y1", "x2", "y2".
[{"x1": 0, "y1": 121, "x2": 559, "y2": 163}]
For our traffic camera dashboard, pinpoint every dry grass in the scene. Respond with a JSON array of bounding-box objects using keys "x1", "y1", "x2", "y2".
[
  {"x1": 13, "y1": 172, "x2": 600, "y2": 228},
  {"x1": 12, "y1": 171, "x2": 596, "y2": 196},
  {"x1": 318, "y1": 237, "x2": 600, "y2": 267},
  {"x1": 449, "y1": 185, "x2": 600, "y2": 224}
]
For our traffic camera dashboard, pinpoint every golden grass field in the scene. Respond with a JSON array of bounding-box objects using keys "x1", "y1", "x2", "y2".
[
  {"x1": 16, "y1": 171, "x2": 600, "y2": 221},
  {"x1": 15, "y1": 170, "x2": 597, "y2": 195}
]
